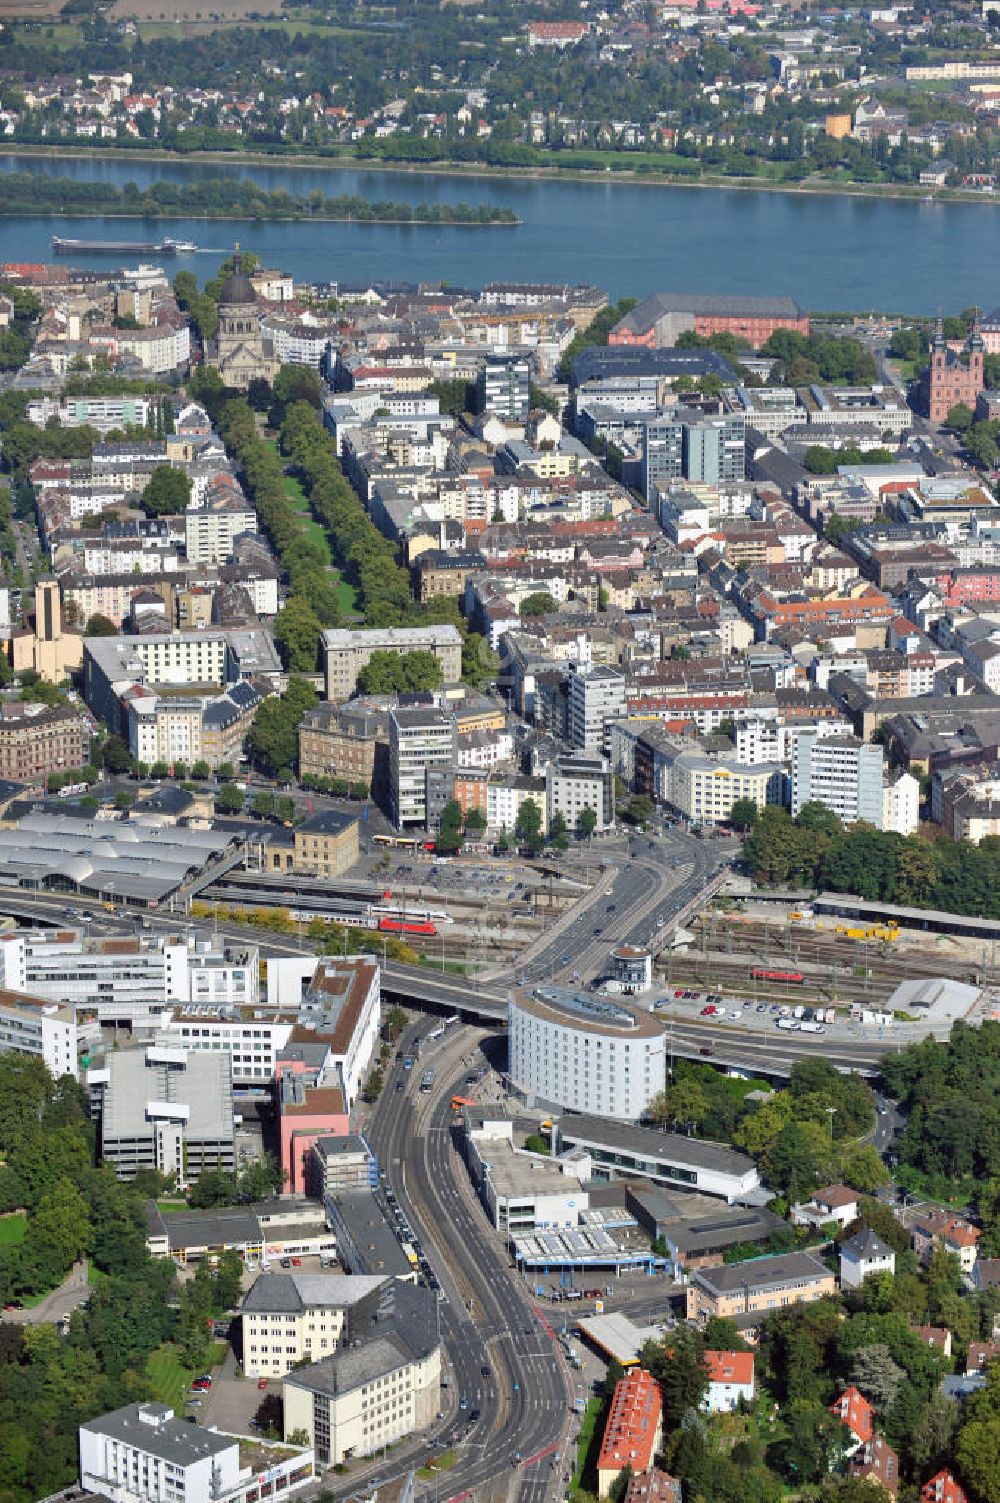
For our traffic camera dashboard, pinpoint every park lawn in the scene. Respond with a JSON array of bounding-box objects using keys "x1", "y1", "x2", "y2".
[
  {"x1": 156, "y1": 1199, "x2": 189, "y2": 1214},
  {"x1": 146, "y1": 1340, "x2": 228, "y2": 1415},
  {"x1": 0, "y1": 1213, "x2": 26, "y2": 1247}
]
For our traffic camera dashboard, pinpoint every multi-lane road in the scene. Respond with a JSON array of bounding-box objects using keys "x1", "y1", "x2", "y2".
[
  {"x1": 359, "y1": 1028, "x2": 570, "y2": 1503},
  {"x1": 516, "y1": 828, "x2": 735, "y2": 988}
]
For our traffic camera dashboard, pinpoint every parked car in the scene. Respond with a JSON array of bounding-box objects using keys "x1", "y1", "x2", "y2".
[{"x1": 258, "y1": 1378, "x2": 269, "y2": 1390}]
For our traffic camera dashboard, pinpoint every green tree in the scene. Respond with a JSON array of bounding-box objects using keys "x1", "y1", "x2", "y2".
[
  {"x1": 273, "y1": 596, "x2": 323, "y2": 673},
  {"x1": 577, "y1": 806, "x2": 598, "y2": 840},
  {"x1": 102, "y1": 736, "x2": 133, "y2": 774},
  {"x1": 141, "y1": 465, "x2": 191, "y2": 516},
  {"x1": 947, "y1": 402, "x2": 974, "y2": 432},
  {"x1": 238, "y1": 1152, "x2": 285, "y2": 1202},
  {"x1": 437, "y1": 800, "x2": 464, "y2": 855},
  {"x1": 519, "y1": 591, "x2": 558, "y2": 618},
  {"x1": 84, "y1": 613, "x2": 118, "y2": 637},
  {"x1": 956, "y1": 1415, "x2": 1000, "y2": 1503},
  {"x1": 548, "y1": 810, "x2": 569, "y2": 851},
  {"x1": 728, "y1": 797, "x2": 759, "y2": 831},
  {"x1": 515, "y1": 797, "x2": 543, "y2": 853},
  {"x1": 356, "y1": 649, "x2": 444, "y2": 695},
  {"x1": 642, "y1": 1325, "x2": 708, "y2": 1426},
  {"x1": 187, "y1": 1169, "x2": 236, "y2": 1209},
  {"x1": 461, "y1": 632, "x2": 499, "y2": 690}
]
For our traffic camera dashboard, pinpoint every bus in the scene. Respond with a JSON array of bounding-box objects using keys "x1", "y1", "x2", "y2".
[
  {"x1": 419, "y1": 1070, "x2": 435, "y2": 1093},
  {"x1": 451, "y1": 1095, "x2": 477, "y2": 1112}
]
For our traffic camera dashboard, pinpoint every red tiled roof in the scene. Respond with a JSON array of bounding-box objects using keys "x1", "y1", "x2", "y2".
[
  {"x1": 830, "y1": 1385, "x2": 874, "y2": 1444},
  {"x1": 704, "y1": 1350, "x2": 754, "y2": 1387},
  {"x1": 597, "y1": 1369, "x2": 662, "y2": 1475}
]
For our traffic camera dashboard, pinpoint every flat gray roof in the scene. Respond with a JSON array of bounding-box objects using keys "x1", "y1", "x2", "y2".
[
  {"x1": 556, "y1": 1112, "x2": 757, "y2": 1180},
  {"x1": 103, "y1": 1049, "x2": 234, "y2": 1144},
  {"x1": 82, "y1": 1403, "x2": 234, "y2": 1466},
  {"x1": 691, "y1": 1250, "x2": 832, "y2": 1295}
]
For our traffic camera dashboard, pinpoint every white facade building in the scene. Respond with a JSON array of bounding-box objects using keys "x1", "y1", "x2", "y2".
[
  {"x1": 0, "y1": 931, "x2": 258, "y2": 1027},
  {"x1": 79, "y1": 1402, "x2": 313, "y2": 1503},
  {"x1": 241, "y1": 1272, "x2": 388, "y2": 1377},
  {"x1": 733, "y1": 713, "x2": 853, "y2": 767},
  {"x1": 567, "y1": 664, "x2": 627, "y2": 754},
  {"x1": 883, "y1": 768, "x2": 920, "y2": 835},
  {"x1": 388, "y1": 707, "x2": 456, "y2": 828},
  {"x1": 0, "y1": 988, "x2": 78, "y2": 1079},
  {"x1": 509, "y1": 986, "x2": 667, "y2": 1122},
  {"x1": 791, "y1": 733, "x2": 885, "y2": 827}
]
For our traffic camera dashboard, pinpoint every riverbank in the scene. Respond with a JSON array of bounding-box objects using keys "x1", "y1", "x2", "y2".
[{"x1": 3, "y1": 141, "x2": 999, "y2": 207}]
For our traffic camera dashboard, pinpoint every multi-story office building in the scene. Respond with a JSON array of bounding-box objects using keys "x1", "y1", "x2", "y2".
[
  {"x1": 242, "y1": 1271, "x2": 388, "y2": 1377},
  {"x1": 79, "y1": 1402, "x2": 313, "y2": 1503},
  {"x1": 545, "y1": 753, "x2": 614, "y2": 832},
  {"x1": 0, "y1": 931, "x2": 259, "y2": 1027},
  {"x1": 671, "y1": 752, "x2": 782, "y2": 826},
  {"x1": 642, "y1": 408, "x2": 745, "y2": 499},
  {"x1": 791, "y1": 733, "x2": 885, "y2": 827},
  {"x1": 567, "y1": 664, "x2": 626, "y2": 754},
  {"x1": 282, "y1": 1283, "x2": 442, "y2": 1466},
  {"x1": 508, "y1": 986, "x2": 667, "y2": 1122},
  {"x1": 323, "y1": 625, "x2": 463, "y2": 701},
  {"x1": 0, "y1": 988, "x2": 78, "y2": 1079},
  {"x1": 0, "y1": 700, "x2": 90, "y2": 783},
  {"x1": 159, "y1": 1011, "x2": 294, "y2": 1086},
  {"x1": 389, "y1": 707, "x2": 457, "y2": 827},
  {"x1": 94, "y1": 1045, "x2": 235, "y2": 1184},
  {"x1": 477, "y1": 353, "x2": 532, "y2": 423}
]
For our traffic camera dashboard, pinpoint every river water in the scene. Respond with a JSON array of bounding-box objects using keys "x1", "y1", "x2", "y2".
[{"x1": 0, "y1": 151, "x2": 995, "y2": 310}]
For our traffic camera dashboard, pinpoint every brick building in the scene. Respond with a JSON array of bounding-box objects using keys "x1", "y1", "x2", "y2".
[{"x1": 609, "y1": 292, "x2": 809, "y2": 350}]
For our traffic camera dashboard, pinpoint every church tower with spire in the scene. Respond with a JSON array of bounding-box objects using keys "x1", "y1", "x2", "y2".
[{"x1": 925, "y1": 311, "x2": 985, "y2": 423}]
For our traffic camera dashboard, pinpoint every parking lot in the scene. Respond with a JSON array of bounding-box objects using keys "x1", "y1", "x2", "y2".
[{"x1": 196, "y1": 1352, "x2": 268, "y2": 1438}]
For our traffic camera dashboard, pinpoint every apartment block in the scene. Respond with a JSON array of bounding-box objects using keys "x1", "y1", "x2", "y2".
[
  {"x1": 0, "y1": 700, "x2": 90, "y2": 782},
  {"x1": 298, "y1": 702, "x2": 389, "y2": 792},
  {"x1": 477, "y1": 353, "x2": 532, "y2": 423},
  {"x1": 791, "y1": 733, "x2": 885, "y2": 827},
  {"x1": 597, "y1": 1369, "x2": 663, "y2": 1497}
]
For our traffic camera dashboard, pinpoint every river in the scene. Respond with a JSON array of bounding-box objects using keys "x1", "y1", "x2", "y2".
[{"x1": 0, "y1": 151, "x2": 995, "y2": 310}]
